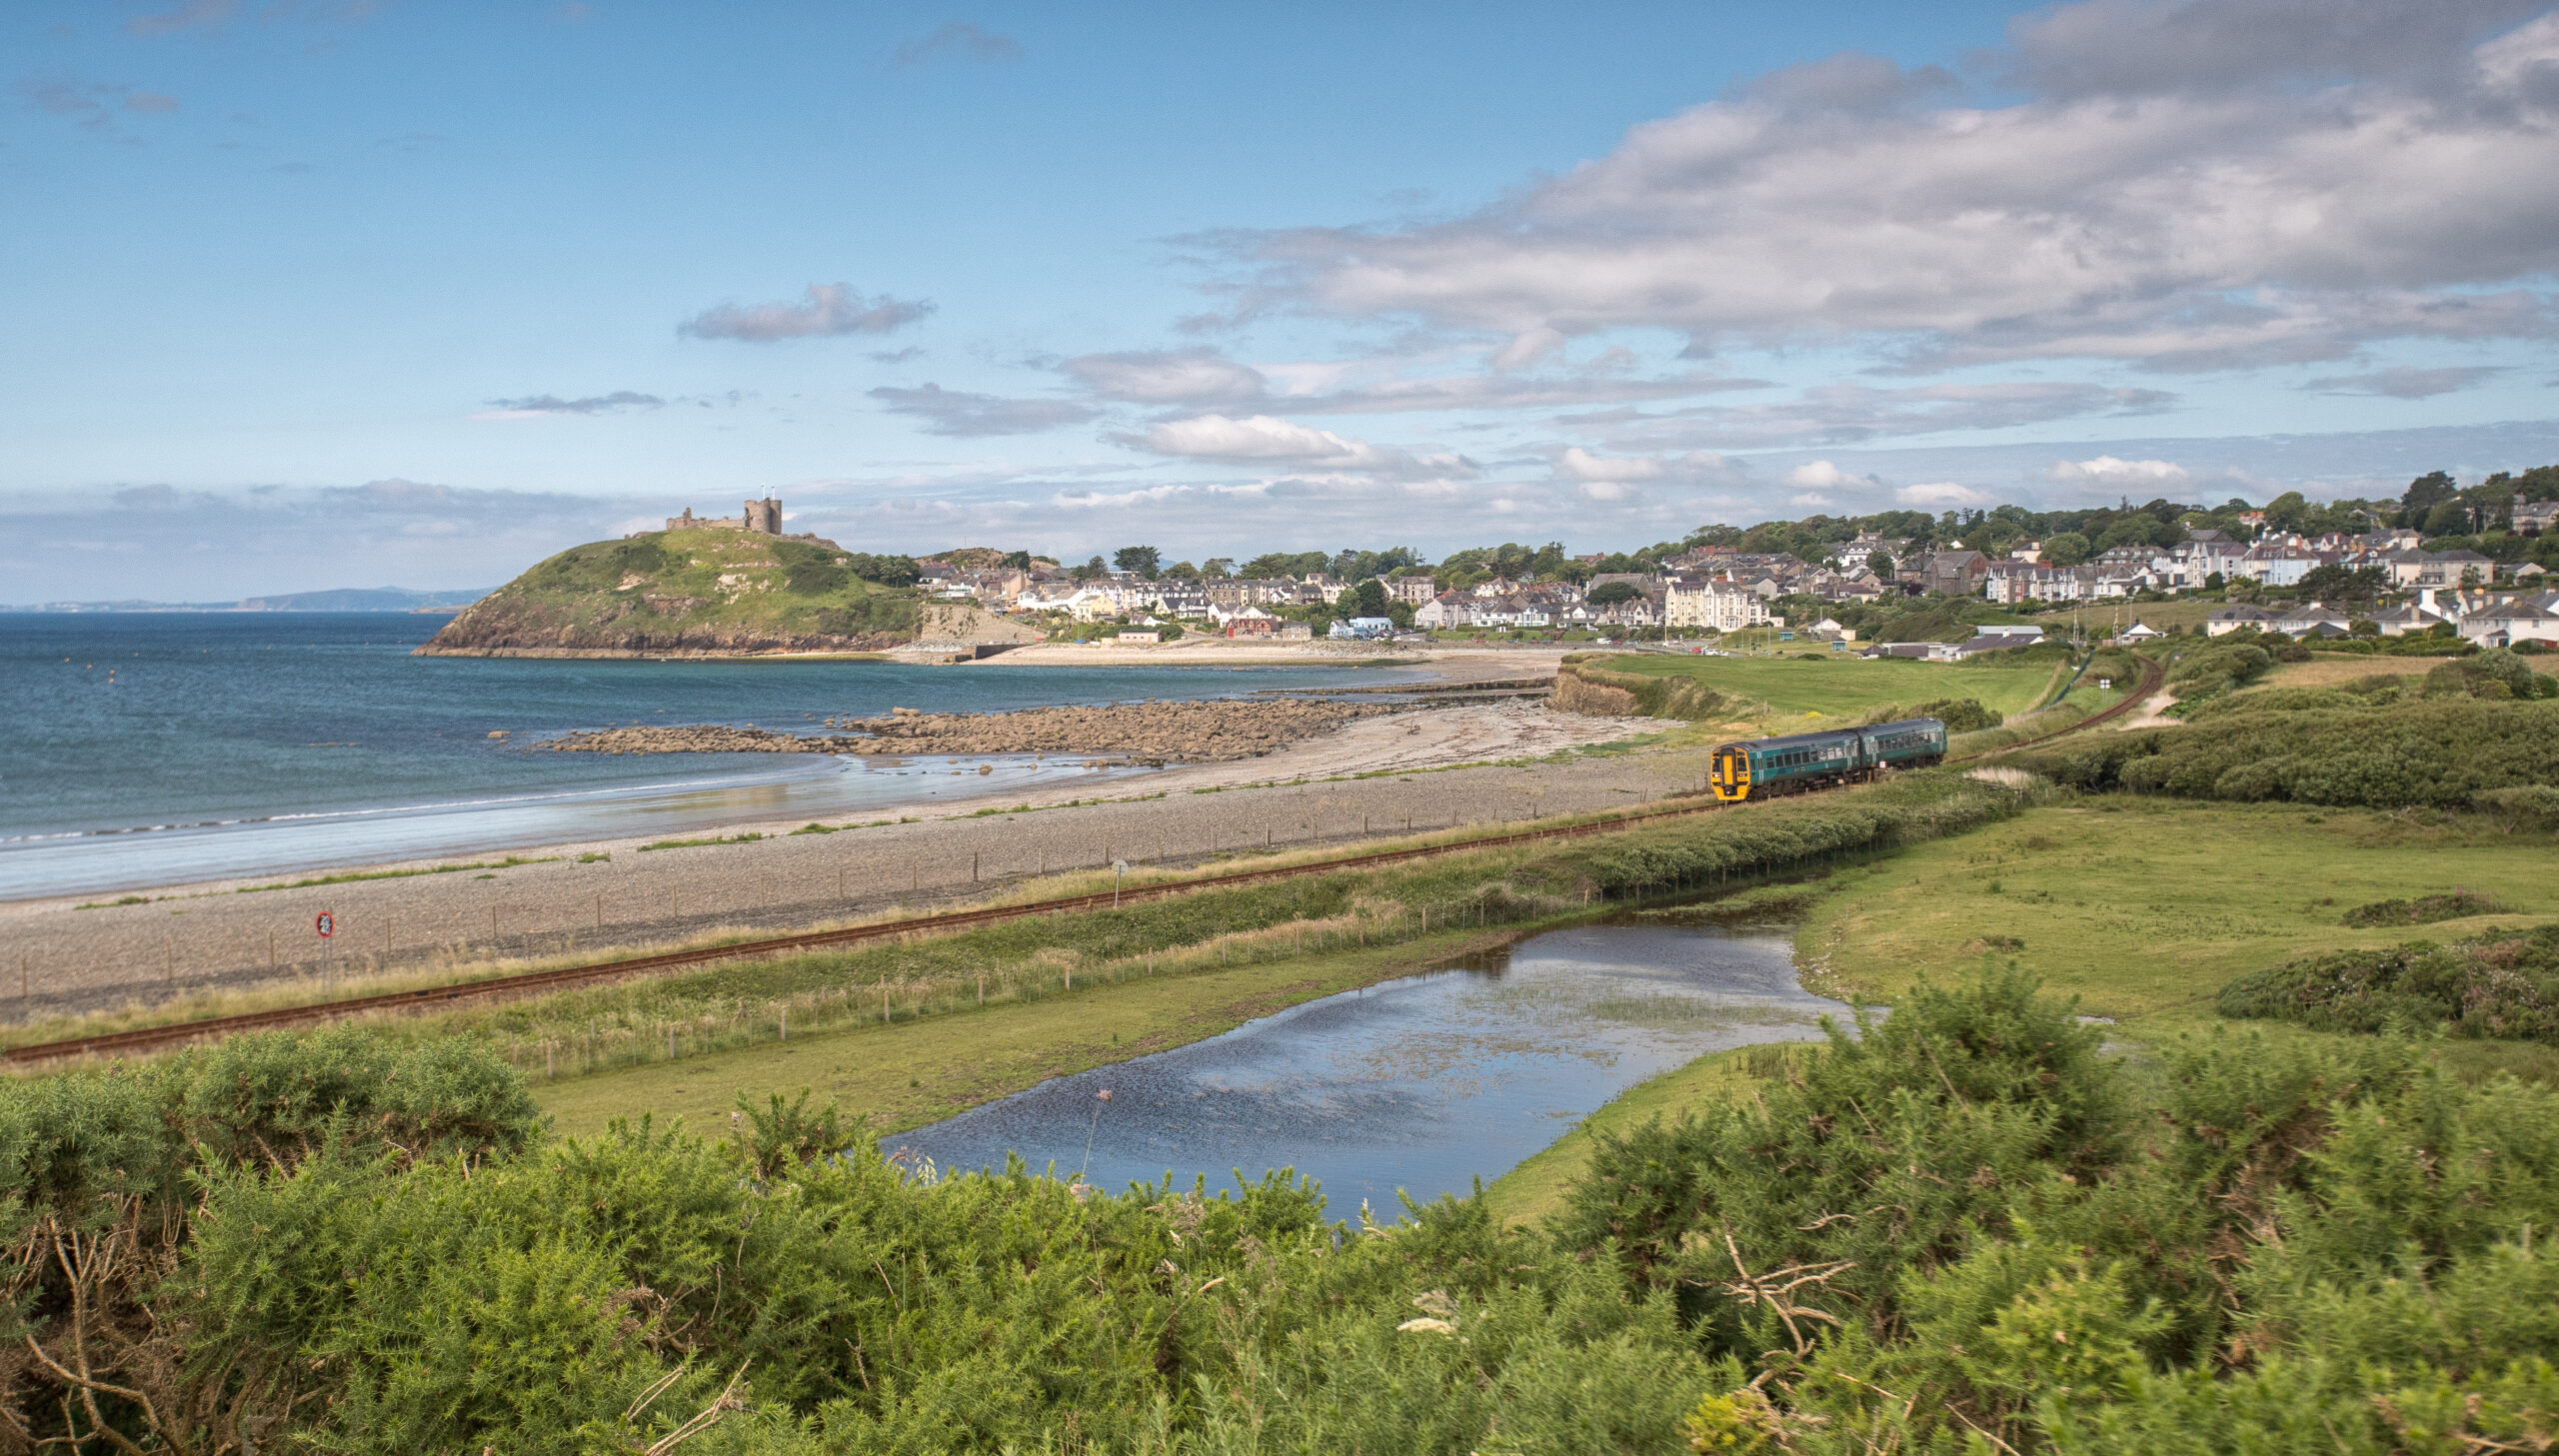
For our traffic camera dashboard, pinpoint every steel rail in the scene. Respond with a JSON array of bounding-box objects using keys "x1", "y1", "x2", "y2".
[{"x1": 7, "y1": 652, "x2": 2159, "y2": 1065}]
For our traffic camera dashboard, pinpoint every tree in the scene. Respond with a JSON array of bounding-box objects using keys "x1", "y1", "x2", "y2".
[
  {"x1": 1351, "y1": 579, "x2": 1388, "y2": 617},
  {"x1": 1162, "y1": 561, "x2": 1199, "y2": 580},
  {"x1": 1113, "y1": 546, "x2": 1162, "y2": 578},
  {"x1": 1586, "y1": 582, "x2": 1642, "y2": 607},
  {"x1": 2043, "y1": 533, "x2": 2092, "y2": 567},
  {"x1": 2263, "y1": 491, "x2": 2310, "y2": 533},
  {"x1": 1866, "y1": 550, "x2": 1893, "y2": 579},
  {"x1": 1201, "y1": 558, "x2": 1235, "y2": 578},
  {"x1": 2402, "y1": 469, "x2": 2458, "y2": 520},
  {"x1": 2297, "y1": 563, "x2": 2388, "y2": 607},
  {"x1": 2422, "y1": 501, "x2": 2470, "y2": 538},
  {"x1": 1072, "y1": 556, "x2": 1107, "y2": 582},
  {"x1": 1004, "y1": 550, "x2": 1033, "y2": 571}
]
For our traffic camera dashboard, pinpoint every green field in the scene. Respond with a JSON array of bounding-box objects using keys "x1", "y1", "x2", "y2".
[
  {"x1": 1588, "y1": 647, "x2": 2099, "y2": 728},
  {"x1": 1793, "y1": 796, "x2": 2557, "y2": 1058},
  {"x1": 533, "y1": 925, "x2": 1513, "y2": 1138}
]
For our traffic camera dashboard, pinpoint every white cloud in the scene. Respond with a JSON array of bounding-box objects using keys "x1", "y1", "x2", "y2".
[
  {"x1": 1122, "y1": 414, "x2": 1477, "y2": 481},
  {"x1": 1576, "y1": 480, "x2": 1639, "y2": 502},
  {"x1": 1059, "y1": 348, "x2": 1271, "y2": 406},
  {"x1": 1895, "y1": 482, "x2": 1994, "y2": 506},
  {"x1": 868, "y1": 384, "x2": 1098, "y2": 437},
  {"x1": 681, "y1": 284, "x2": 935, "y2": 342},
  {"x1": 2043, "y1": 455, "x2": 2194, "y2": 490},
  {"x1": 889, "y1": 22, "x2": 1021, "y2": 68},
  {"x1": 1790, "y1": 492, "x2": 1835, "y2": 507},
  {"x1": 1218, "y1": 2, "x2": 2559, "y2": 372},
  {"x1": 1786, "y1": 460, "x2": 1855, "y2": 489}
]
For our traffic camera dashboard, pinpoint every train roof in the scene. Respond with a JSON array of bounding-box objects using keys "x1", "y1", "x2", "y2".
[{"x1": 1712, "y1": 717, "x2": 1944, "y2": 752}]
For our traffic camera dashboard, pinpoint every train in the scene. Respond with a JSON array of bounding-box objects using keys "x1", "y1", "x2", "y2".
[{"x1": 1707, "y1": 717, "x2": 1948, "y2": 802}]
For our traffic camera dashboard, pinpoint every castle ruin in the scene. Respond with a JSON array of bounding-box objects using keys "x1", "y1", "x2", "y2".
[{"x1": 666, "y1": 497, "x2": 786, "y2": 535}]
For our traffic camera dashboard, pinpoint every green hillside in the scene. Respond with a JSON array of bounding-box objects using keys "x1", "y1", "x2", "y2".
[{"x1": 416, "y1": 528, "x2": 919, "y2": 656}]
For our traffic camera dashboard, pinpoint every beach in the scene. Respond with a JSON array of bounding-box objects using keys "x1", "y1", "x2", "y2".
[{"x1": 0, "y1": 645, "x2": 1698, "y2": 1021}]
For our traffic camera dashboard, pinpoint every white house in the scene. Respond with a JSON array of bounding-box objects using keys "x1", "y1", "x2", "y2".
[
  {"x1": 1662, "y1": 577, "x2": 1777, "y2": 631},
  {"x1": 2458, "y1": 602, "x2": 2559, "y2": 648}
]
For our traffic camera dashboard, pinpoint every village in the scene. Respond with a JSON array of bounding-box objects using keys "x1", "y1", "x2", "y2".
[{"x1": 865, "y1": 487, "x2": 2559, "y2": 653}]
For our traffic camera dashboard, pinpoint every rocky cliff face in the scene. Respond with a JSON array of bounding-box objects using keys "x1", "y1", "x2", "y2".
[{"x1": 416, "y1": 529, "x2": 920, "y2": 657}]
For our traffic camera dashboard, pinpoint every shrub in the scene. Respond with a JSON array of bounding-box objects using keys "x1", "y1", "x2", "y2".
[
  {"x1": 1994, "y1": 698, "x2": 2559, "y2": 810},
  {"x1": 1915, "y1": 697, "x2": 2005, "y2": 732},
  {"x1": 2217, "y1": 924, "x2": 2559, "y2": 1043},
  {"x1": 2341, "y1": 889, "x2": 2507, "y2": 926}
]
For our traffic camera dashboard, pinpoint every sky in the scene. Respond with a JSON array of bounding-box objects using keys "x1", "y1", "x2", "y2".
[{"x1": 6, "y1": 0, "x2": 2559, "y2": 599}]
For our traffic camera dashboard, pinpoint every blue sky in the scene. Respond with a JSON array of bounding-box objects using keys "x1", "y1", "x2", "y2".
[{"x1": 6, "y1": 0, "x2": 2559, "y2": 598}]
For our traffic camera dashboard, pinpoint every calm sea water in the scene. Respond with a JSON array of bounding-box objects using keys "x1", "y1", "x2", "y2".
[
  {"x1": 899, "y1": 919, "x2": 1849, "y2": 1211},
  {"x1": 0, "y1": 614, "x2": 1415, "y2": 899}
]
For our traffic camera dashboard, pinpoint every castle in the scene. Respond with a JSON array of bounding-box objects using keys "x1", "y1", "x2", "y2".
[{"x1": 666, "y1": 498, "x2": 785, "y2": 535}]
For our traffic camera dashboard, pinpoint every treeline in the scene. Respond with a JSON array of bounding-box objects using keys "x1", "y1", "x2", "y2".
[{"x1": 14, "y1": 970, "x2": 2559, "y2": 1453}]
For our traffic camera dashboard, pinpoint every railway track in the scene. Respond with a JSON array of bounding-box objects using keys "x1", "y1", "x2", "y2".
[{"x1": 6, "y1": 652, "x2": 2163, "y2": 1066}]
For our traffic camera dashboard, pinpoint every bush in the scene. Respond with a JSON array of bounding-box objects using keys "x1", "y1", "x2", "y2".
[
  {"x1": 2217, "y1": 925, "x2": 2559, "y2": 1043},
  {"x1": 1915, "y1": 697, "x2": 2004, "y2": 732},
  {"x1": 2341, "y1": 890, "x2": 2507, "y2": 926},
  {"x1": 1994, "y1": 698, "x2": 2559, "y2": 810}
]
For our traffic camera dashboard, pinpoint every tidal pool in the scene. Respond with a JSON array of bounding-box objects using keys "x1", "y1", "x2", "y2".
[{"x1": 896, "y1": 917, "x2": 1852, "y2": 1210}]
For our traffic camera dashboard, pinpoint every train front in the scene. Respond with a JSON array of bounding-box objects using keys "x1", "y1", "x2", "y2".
[{"x1": 1708, "y1": 741, "x2": 1752, "y2": 801}]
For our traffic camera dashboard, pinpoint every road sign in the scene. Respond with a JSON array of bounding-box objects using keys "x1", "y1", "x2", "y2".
[{"x1": 315, "y1": 911, "x2": 334, "y2": 939}]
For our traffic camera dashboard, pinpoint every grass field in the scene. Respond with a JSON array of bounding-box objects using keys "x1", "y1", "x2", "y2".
[
  {"x1": 1478, "y1": 796, "x2": 2559, "y2": 1225},
  {"x1": 1589, "y1": 649, "x2": 2095, "y2": 728},
  {"x1": 533, "y1": 924, "x2": 1520, "y2": 1138},
  {"x1": 1792, "y1": 797, "x2": 2557, "y2": 1058}
]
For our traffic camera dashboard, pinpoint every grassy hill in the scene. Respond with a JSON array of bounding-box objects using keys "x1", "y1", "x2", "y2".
[{"x1": 415, "y1": 528, "x2": 919, "y2": 656}]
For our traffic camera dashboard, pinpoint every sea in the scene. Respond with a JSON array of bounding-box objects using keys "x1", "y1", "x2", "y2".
[{"x1": 0, "y1": 613, "x2": 1420, "y2": 901}]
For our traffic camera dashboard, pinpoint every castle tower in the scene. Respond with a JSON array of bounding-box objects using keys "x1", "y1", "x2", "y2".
[{"x1": 744, "y1": 497, "x2": 783, "y2": 534}]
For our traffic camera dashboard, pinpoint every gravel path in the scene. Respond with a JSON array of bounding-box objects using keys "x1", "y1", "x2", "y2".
[{"x1": 1, "y1": 703, "x2": 1706, "y2": 1023}]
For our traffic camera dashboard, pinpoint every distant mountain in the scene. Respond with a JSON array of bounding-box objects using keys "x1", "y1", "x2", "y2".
[
  {"x1": 415, "y1": 528, "x2": 918, "y2": 657},
  {"x1": 232, "y1": 587, "x2": 492, "y2": 612},
  {"x1": 5, "y1": 587, "x2": 492, "y2": 613}
]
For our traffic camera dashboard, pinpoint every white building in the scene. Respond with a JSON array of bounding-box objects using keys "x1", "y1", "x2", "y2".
[{"x1": 1663, "y1": 577, "x2": 1778, "y2": 632}]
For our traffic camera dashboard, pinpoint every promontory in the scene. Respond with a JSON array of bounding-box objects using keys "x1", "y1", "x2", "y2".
[{"x1": 416, "y1": 513, "x2": 924, "y2": 657}]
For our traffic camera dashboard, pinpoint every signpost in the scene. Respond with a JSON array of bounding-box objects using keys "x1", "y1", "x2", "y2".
[
  {"x1": 1112, "y1": 859, "x2": 1129, "y2": 908},
  {"x1": 315, "y1": 910, "x2": 335, "y2": 996}
]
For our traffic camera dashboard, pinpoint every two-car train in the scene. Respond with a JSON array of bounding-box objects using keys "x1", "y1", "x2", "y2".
[{"x1": 1706, "y1": 717, "x2": 1948, "y2": 802}]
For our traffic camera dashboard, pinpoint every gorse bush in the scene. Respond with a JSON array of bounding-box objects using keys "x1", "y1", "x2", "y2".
[
  {"x1": 15, "y1": 972, "x2": 2559, "y2": 1453},
  {"x1": 2339, "y1": 888, "x2": 2506, "y2": 926},
  {"x1": 2218, "y1": 923, "x2": 2559, "y2": 1044},
  {"x1": 1994, "y1": 696, "x2": 2559, "y2": 810}
]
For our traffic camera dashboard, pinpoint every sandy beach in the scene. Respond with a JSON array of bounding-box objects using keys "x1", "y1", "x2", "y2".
[{"x1": 2, "y1": 664, "x2": 1701, "y2": 1022}]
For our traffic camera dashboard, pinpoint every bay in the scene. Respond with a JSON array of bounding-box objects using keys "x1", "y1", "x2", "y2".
[{"x1": 0, "y1": 614, "x2": 1417, "y2": 899}]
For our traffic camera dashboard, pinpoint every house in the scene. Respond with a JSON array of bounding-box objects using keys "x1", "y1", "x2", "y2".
[
  {"x1": 1111, "y1": 630, "x2": 1161, "y2": 645},
  {"x1": 1277, "y1": 622, "x2": 1313, "y2": 641},
  {"x1": 2515, "y1": 495, "x2": 2559, "y2": 537},
  {"x1": 2234, "y1": 546, "x2": 2325, "y2": 587},
  {"x1": 1326, "y1": 617, "x2": 1396, "y2": 641},
  {"x1": 2119, "y1": 622, "x2": 2164, "y2": 643},
  {"x1": 1413, "y1": 593, "x2": 1478, "y2": 630},
  {"x1": 1916, "y1": 550, "x2": 1990, "y2": 598},
  {"x1": 1662, "y1": 577, "x2": 1777, "y2": 631},
  {"x1": 2457, "y1": 602, "x2": 2559, "y2": 648},
  {"x1": 1377, "y1": 575, "x2": 1438, "y2": 606},
  {"x1": 2207, "y1": 604, "x2": 2353, "y2": 637},
  {"x1": 1222, "y1": 607, "x2": 1279, "y2": 638}
]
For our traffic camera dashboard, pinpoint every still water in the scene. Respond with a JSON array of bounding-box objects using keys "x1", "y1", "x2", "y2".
[
  {"x1": 899, "y1": 919, "x2": 1851, "y2": 1211},
  {"x1": 0, "y1": 613, "x2": 1418, "y2": 898}
]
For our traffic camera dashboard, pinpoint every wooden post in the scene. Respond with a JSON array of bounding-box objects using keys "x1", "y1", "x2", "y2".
[
  {"x1": 594, "y1": 895, "x2": 602, "y2": 930},
  {"x1": 546, "y1": 1042, "x2": 555, "y2": 1079},
  {"x1": 780, "y1": 1005, "x2": 787, "y2": 1040},
  {"x1": 267, "y1": 928, "x2": 275, "y2": 968},
  {"x1": 977, "y1": 973, "x2": 984, "y2": 1006}
]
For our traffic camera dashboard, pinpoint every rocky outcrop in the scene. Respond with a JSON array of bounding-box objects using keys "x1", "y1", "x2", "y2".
[{"x1": 547, "y1": 698, "x2": 1413, "y2": 763}]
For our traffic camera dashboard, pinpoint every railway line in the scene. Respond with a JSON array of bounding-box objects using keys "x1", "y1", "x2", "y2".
[{"x1": 3, "y1": 651, "x2": 2162, "y2": 1065}]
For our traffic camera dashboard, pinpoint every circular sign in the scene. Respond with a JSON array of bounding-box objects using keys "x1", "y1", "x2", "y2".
[
  {"x1": 1113, "y1": 859, "x2": 1130, "y2": 875},
  {"x1": 315, "y1": 911, "x2": 335, "y2": 939}
]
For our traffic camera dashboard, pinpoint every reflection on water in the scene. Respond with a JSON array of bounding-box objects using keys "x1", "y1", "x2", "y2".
[{"x1": 899, "y1": 920, "x2": 1851, "y2": 1211}]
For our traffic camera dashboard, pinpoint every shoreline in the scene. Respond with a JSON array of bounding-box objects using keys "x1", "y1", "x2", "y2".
[{"x1": 0, "y1": 700, "x2": 1694, "y2": 1022}]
